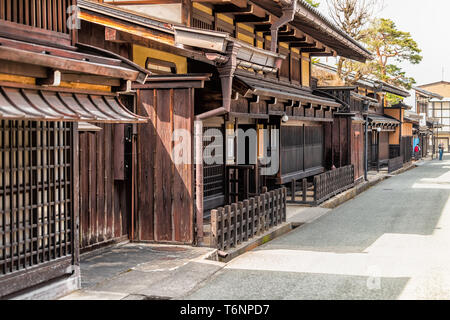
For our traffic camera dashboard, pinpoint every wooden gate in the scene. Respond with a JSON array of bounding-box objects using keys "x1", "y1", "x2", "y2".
[
  {"x1": 0, "y1": 120, "x2": 74, "y2": 297},
  {"x1": 136, "y1": 88, "x2": 194, "y2": 243},
  {"x1": 78, "y1": 124, "x2": 131, "y2": 251}
]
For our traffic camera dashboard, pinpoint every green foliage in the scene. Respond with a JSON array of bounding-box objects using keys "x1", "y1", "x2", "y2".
[
  {"x1": 385, "y1": 93, "x2": 404, "y2": 105},
  {"x1": 305, "y1": 0, "x2": 320, "y2": 8},
  {"x1": 363, "y1": 18, "x2": 422, "y2": 90}
]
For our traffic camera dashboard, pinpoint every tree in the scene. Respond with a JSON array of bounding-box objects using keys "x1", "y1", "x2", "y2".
[
  {"x1": 326, "y1": 0, "x2": 383, "y2": 84},
  {"x1": 364, "y1": 18, "x2": 422, "y2": 90}
]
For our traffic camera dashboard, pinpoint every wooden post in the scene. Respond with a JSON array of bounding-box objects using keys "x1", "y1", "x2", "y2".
[
  {"x1": 265, "y1": 192, "x2": 270, "y2": 230},
  {"x1": 313, "y1": 176, "x2": 319, "y2": 205},
  {"x1": 250, "y1": 198, "x2": 255, "y2": 238},
  {"x1": 210, "y1": 209, "x2": 218, "y2": 249},
  {"x1": 219, "y1": 207, "x2": 225, "y2": 251},
  {"x1": 232, "y1": 203, "x2": 238, "y2": 247},
  {"x1": 244, "y1": 199, "x2": 249, "y2": 242},
  {"x1": 302, "y1": 178, "x2": 307, "y2": 203},
  {"x1": 194, "y1": 121, "x2": 204, "y2": 244},
  {"x1": 255, "y1": 195, "x2": 261, "y2": 235},
  {"x1": 225, "y1": 205, "x2": 231, "y2": 250},
  {"x1": 291, "y1": 178, "x2": 296, "y2": 202},
  {"x1": 238, "y1": 202, "x2": 244, "y2": 243},
  {"x1": 270, "y1": 191, "x2": 275, "y2": 227}
]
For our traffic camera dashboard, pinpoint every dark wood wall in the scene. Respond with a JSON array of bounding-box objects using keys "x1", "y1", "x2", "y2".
[
  {"x1": 379, "y1": 132, "x2": 389, "y2": 161},
  {"x1": 351, "y1": 122, "x2": 364, "y2": 181},
  {"x1": 78, "y1": 21, "x2": 132, "y2": 59},
  {"x1": 79, "y1": 125, "x2": 130, "y2": 251},
  {"x1": 136, "y1": 88, "x2": 194, "y2": 244},
  {"x1": 325, "y1": 117, "x2": 351, "y2": 169}
]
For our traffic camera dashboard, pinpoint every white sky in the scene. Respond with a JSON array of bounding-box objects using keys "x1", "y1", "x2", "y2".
[{"x1": 317, "y1": 0, "x2": 450, "y2": 106}]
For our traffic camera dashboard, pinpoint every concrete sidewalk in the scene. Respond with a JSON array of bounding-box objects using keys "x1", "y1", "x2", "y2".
[{"x1": 59, "y1": 243, "x2": 224, "y2": 300}]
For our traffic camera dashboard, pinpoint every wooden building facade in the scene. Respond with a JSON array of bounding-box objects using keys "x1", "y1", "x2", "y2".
[
  {"x1": 79, "y1": 0, "x2": 372, "y2": 244},
  {"x1": 313, "y1": 63, "x2": 410, "y2": 181},
  {"x1": 0, "y1": 0, "x2": 151, "y2": 298}
]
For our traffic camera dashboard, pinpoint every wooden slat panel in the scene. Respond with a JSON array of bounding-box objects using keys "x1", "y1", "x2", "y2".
[
  {"x1": 79, "y1": 132, "x2": 89, "y2": 248},
  {"x1": 88, "y1": 132, "x2": 97, "y2": 245},
  {"x1": 104, "y1": 125, "x2": 113, "y2": 240},
  {"x1": 209, "y1": 188, "x2": 287, "y2": 251},
  {"x1": 96, "y1": 124, "x2": 105, "y2": 243},
  {"x1": 172, "y1": 89, "x2": 193, "y2": 243},
  {"x1": 113, "y1": 125, "x2": 125, "y2": 180},
  {"x1": 154, "y1": 89, "x2": 173, "y2": 241},
  {"x1": 137, "y1": 90, "x2": 155, "y2": 241}
]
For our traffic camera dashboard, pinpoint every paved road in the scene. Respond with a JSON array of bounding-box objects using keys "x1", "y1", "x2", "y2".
[{"x1": 184, "y1": 156, "x2": 450, "y2": 300}]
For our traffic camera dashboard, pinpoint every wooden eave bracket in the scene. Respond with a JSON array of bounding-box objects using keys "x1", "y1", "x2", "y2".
[
  {"x1": 37, "y1": 69, "x2": 61, "y2": 87},
  {"x1": 112, "y1": 80, "x2": 133, "y2": 93}
]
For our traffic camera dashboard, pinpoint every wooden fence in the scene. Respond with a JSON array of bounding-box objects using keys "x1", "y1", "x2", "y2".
[
  {"x1": 388, "y1": 156, "x2": 404, "y2": 173},
  {"x1": 288, "y1": 165, "x2": 354, "y2": 206},
  {"x1": 314, "y1": 165, "x2": 355, "y2": 205},
  {"x1": 210, "y1": 188, "x2": 287, "y2": 251}
]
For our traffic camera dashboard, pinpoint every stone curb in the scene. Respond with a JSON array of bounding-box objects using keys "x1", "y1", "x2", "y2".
[{"x1": 217, "y1": 222, "x2": 295, "y2": 263}]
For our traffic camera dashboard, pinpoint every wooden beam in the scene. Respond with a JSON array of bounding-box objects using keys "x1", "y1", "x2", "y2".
[
  {"x1": 213, "y1": 3, "x2": 266, "y2": 17},
  {"x1": 255, "y1": 24, "x2": 288, "y2": 32},
  {"x1": 247, "y1": 95, "x2": 260, "y2": 103},
  {"x1": 194, "y1": 0, "x2": 248, "y2": 8},
  {"x1": 300, "y1": 47, "x2": 327, "y2": 53},
  {"x1": 278, "y1": 35, "x2": 307, "y2": 43},
  {"x1": 105, "y1": 27, "x2": 127, "y2": 43},
  {"x1": 36, "y1": 69, "x2": 61, "y2": 86},
  {"x1": 267, "y1": 97, "x2": 277, "y2": 106},
  {"x1": 234, "y1": 14, "x2": 272, "y2": 24},
  {"x1": 290, "y1": 41, "x2": 317, "y2": 48}
]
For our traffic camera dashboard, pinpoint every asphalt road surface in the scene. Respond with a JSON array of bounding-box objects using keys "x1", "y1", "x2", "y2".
[{"x1": 184, "y1": 156, "x2": 450, "y2": 300}]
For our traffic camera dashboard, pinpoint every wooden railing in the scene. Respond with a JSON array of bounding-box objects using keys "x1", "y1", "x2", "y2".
[
  {"x1": 210, "y1": 188, "x2": 287, "y2": 251},
  {"x1": 388, "y1": 156, "x2": 404, "y2": 173},
  {"x1": 288, "y1": 165, "x2": 355, "y2": 206},
  {"x1": 313, "y1": 165, "x2": 355, "y2": 205}
]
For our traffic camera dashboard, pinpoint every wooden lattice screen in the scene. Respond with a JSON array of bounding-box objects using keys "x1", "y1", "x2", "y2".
[
  {"x1": 0, "y1": 120, "x2": 72, "y2": 279},
  {"x1": 0, "y1": 0, "x2": 73, "y2": 34}
]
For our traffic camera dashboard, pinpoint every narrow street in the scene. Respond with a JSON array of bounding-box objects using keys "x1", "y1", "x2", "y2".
[{"x1": 183, "y1": 156, "x2": 450, "y2": 300}]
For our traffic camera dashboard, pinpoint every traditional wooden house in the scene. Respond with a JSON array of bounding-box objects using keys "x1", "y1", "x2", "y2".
[
  {"x1": 0, "y1": 0, "x2": 151, "y2": 299},
  {"x1": 416, "y1": 82, "x2": 450, "y2": 152},
  {"x1": 313, "y1": 63, "x2": 410, "y2": 180},
  {"x1": 404, "y1": 111, "x2": 423, "y2": 159},
  {"x1": 78, "y1": 0, "x2": 371, "y2": 249},
  {"x1": 384, "y1": 102, "x2": 414, "y2": 163}
]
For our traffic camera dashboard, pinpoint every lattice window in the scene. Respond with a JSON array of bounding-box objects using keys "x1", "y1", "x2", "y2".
[
  {"x1": 0, "y1": 120, "x2": 72, "y2": 276},
  {"x1": 203, "y1": 127, "x2": 224, "y2": 199},
  {"x1": 192, "y1": 8, "x2": 214, "y2": 30},
  {"x1": 281, "y1": 126, "x2": 304, "y2": 175},
  {"x1": 0, "y1": 0, "x2": 72, "y2": 34}
]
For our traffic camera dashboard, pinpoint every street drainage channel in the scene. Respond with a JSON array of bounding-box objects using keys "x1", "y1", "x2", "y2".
[{"x1": 207, "y1": 222, "x2": 302, "y2": 263}]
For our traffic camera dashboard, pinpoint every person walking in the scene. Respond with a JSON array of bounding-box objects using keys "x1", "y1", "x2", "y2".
[
  {"x1": 414, "y1": 144, "x2": 420, "y2": 159},
  {"x1": 439, "y1": 143, "x2": 444, "y2": 161}
]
